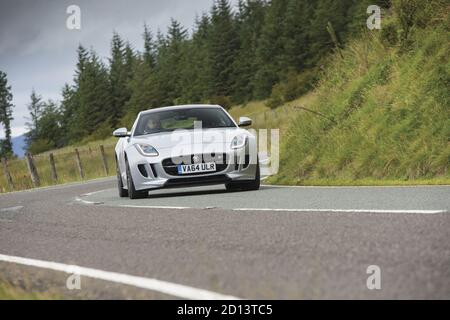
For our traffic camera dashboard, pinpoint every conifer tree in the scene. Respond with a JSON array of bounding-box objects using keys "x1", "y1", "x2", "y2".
[
  {"x1": 232, "y1": 0, "x2": 266, "y2": 103},
  {"x1": 25, "y1": 89, "x2": 44, "y2": 145},
  {"x1": 209, "y1": 0, "x2": 239, "y2": 98},
  {"x1": 182, "y1": 13, "x2": 213, "y2": 102},
  {"x1": 109, "y1": 32, "x2": 130, "y2": 126},
  {"x1": 0, "y1": 71, "x2": 14, "y2": 157},
  {"x1": 77, "y1": 50, "x2": 112, "y2": 135},
  {"x1": 252, "y1": 0, "x2": 289, "y2": 99}
]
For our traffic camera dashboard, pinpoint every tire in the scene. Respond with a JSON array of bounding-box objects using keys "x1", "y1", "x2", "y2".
[
  {"x1": 116, "y1": 159, "x2": 128, "y2": 198},
  {"x1": 225, "y1": 161, "x2": 260, "y2": 191},
  {"x1": 126, "y1": 160, "x2": 148, "y2": 199}
]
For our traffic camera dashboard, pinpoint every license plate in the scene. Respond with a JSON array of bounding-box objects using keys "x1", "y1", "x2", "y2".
[{"x1": 177, "y1": 162, "x2": 216, "y2": 174}]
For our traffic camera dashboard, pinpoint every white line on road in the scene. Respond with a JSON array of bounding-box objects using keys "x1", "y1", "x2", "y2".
[
  {"x1": 92, "y1": 202, "x2": 447, "y2": 214},
  {"x1": 262, "y1": 184, "x2": 450, "y2": 189},
  {"x1": 0, "y1": 177, "x2": 115, "y2": 196},
  {"x1": 232, "y1": 208, "x2": 447, "y2": 214},
  {"x1": 0, "y1": 253, "x2": 240, "y2": 300},
  {"x1": 75, "y1": 197, "x2": 103, "y2": 205},
  {"x1": 81, "y1": 189, "x2": 109, "y2": 197},
  {"x1": 74, "y1": 192, "x2": 447, "y2": 214},
  {"x1": 0, "y1": 206, "x2": 24, "y2": 212},
  {"x1": 119, "y1": 205, "x2": 191, "y2": 210}
]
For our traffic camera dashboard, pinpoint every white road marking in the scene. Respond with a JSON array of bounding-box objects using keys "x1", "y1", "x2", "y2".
[
  {"x1": 232, "y1": 208, "x2": 447, "y2": 214},
  {"x1": 80, "y1": 199, "x2": 446, "y2": 214},
  {"x1": 0, "y1": 206, "x2": 24, "y2": 212},
  {"x1": 74, "y1": 197, "x2": 103, "y2": 205},
  {"x1": 119, "y1": 205, "x2": 191, "y2": 210},
  {"x1": 0, "y1": 253, "x2": 240, "y2": 300},
  {"x1": 0, "y1": 176, "x2": 115, "y2": 196},
  {"x1": 75, "y1": 189, "x2": 448, "y2": 214},
  {"x1": 262, "y1": 184, "x2": 450, "y2": 189},
  {"x1": 81, "y1": 189, "x2": 109, "y2": 197}
]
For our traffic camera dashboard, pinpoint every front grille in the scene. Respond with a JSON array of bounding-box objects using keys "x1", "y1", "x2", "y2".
[
  {"x1": 162, "y1": 153, "x2": 229, "y2": 176},
  {"x1": 165, "y1": 175, "x2": 231, "y2": 187}
]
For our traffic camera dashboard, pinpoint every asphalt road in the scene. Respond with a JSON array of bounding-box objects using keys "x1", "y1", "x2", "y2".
[{"x1": 0, "y1": 178, "x2": 449, "y2": 299}]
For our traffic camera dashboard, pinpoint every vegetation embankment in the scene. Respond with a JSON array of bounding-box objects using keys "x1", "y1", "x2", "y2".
[{"x1": 1, "y1": 0, "x2": 449, "y2": 192}]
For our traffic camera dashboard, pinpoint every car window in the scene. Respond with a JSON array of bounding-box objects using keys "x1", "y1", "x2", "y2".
[{"x1": 134, "y1": 108, "x2": 236, "y2": 136}]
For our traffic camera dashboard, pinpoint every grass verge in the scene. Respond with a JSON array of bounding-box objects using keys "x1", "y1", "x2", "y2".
[{"x1": 0, "y1": 280, "x2": 60, "y2": 300}]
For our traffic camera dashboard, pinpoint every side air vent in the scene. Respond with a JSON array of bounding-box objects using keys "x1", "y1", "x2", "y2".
[
  {"x1": 244, "y1": 154, "x2": 250, "y2": 169},
  {"x1": 149, "y1": 164, "x2": 158, "y2": 178},
  {"x1": 137, "y1": 164, "x2": 149, "y2": 178}
]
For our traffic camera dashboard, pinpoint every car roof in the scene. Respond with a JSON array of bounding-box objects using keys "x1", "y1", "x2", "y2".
[{"x1": 139, "y1": 104, "x2": 222, "y2": 115}]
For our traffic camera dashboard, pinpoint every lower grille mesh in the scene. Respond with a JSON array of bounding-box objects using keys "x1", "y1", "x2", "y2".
[{"x1": 162, "y1": 153, "x2": 229, "y2": 176}]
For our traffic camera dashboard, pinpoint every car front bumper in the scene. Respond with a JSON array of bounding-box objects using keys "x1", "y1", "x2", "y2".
[{"x1": 124, "y1": 145, "x2": 258, "y2": 191}]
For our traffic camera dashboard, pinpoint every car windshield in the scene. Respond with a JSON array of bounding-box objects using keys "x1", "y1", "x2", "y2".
[{"x1": 134, "y1": 107, "x2": 236, "y2": 136}]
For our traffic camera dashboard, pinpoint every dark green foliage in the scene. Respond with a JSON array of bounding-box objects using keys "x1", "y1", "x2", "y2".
[
  {"x1": 380, "y1": 19, "x2": 399, "y2": 46},
  {"x1": 267, "y1": 68, "x2": 318, "y2": 108},
  {"x1": 271, "y1": 2, "x2": 450, "y2": 184},
  {"x1": 143, "y1": 24, "x2": 156, "y2": 68},
  {"x1": 27, "y1": 100, "x2": 64, "y2": 154},
  {"x1": 182, "y1": 14, "x2": 213, "y2": 102},
  {"x1": 0, "y1": 71, "x2": 14, "y2": 157},
  {"x1": 77, "y1": 49, "x2": 112, "y2": 135},
  {"x1": 109, "y1": 33, "x2": 134, "y2": 126},
  {"x1": 308, "y1": 0, "x2": 353, "y2": 63},
  {"x1": 26, "y1": 0, "x2": 393, "y2": 152},
  {"x1": 253, "y1": 0, "x2": 289, "y2": 99},
  {"x1": 156, "y1": 19, "x2": 189, "y2": 105},
  {"x1": 209, "y1": 0, "x2": 239, "y2": 98},
  {"x1": 231, "y1": 0, "x2": 266, "y2": 103},
  {"x1": 25, "y1": 90, "x2": 44, "y2": 145}
]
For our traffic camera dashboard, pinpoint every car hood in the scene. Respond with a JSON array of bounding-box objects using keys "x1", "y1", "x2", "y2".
[{"x1": 130, "y1": 128, "x2": 247, "y2": 150}]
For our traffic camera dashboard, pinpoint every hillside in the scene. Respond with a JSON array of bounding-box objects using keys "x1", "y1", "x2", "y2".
[
  {"x1": 266, "y1": 6, "x2": 449, "y2": 185},
  {"x1": 1, "y1": 1, "x2": 449, "y2": 193}
]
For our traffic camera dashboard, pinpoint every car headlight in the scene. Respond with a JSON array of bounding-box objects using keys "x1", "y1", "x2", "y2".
[
  {"x1": 135, "y1": 143, "x2": 159, "y2": 157},
  {"x1": 230, "y1": 135, "x2": 247, "y2": 149}
]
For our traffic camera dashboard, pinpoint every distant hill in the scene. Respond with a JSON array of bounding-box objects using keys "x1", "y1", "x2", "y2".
[{"x1": 12, "y1": 134, "x2": 27, "y2": 158}]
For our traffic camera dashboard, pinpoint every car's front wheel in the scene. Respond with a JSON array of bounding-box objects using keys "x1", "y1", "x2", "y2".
[
  {"x1": 116, "y1": 158, "x2": 128, "y2": 198},
  {"x1": 225, "y1": 162, "x2": 260, "y2": 191},
  {"x1": 126, "y1": 160, "x2": 148, "y2": 199}
]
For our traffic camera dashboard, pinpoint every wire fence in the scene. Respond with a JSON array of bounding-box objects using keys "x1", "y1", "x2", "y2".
[{"x1": 0, "y1": 143, "x2": 116, "y2": 193}]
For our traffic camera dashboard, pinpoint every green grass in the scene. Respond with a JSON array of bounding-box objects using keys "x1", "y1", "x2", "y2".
[
  {"x1": 0, "y1": 281, "x2": 60, "y2": 300},
  {"x1": 267, "y1": 21, "x2": 450, "y2": 186},
  {"x1": 229, "y1": 94, "x2": 316, "y2": 134},
  {"x1": 229, "y1": 15, "x2": 449, "y2": 186}
]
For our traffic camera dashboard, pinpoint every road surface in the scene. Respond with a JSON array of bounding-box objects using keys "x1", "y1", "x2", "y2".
[{"x1": 0, "y1": 178, "x2": 449, "y2": 299}]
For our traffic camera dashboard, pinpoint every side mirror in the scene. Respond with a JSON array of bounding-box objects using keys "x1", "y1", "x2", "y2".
[
  {"x1": 113, "y1": 128, "x2": 130, "y2": 138},
  {"x1": 239, "y1": 117, "x2": 252, "y2": 127}
]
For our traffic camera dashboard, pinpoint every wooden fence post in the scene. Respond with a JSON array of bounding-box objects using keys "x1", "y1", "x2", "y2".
[
  {"x1": 49, "y1": 153, "x2": 58, "y2": 183},
  {"x1": 25, "y1": 153, "x2": 40, "y2": 187},
  {"x1": 74, "y1": 148, "x2": 84, "y2": 179},
  {"x1": 1, "y1": 157, "x2": 14, "y2": 191},
  {"x1": 99, "y1": 145, "x2": 109, "y2": 176}
]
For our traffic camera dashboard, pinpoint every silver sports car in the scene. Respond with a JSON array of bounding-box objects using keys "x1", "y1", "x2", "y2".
[{"x1": 113, "y1": 105, "x2": 260, "y2": 199}]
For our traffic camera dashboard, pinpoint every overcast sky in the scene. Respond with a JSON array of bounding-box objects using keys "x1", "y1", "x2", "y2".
[{"x1": 0, "y1": 0, "x2": 238, "y2": 138}]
